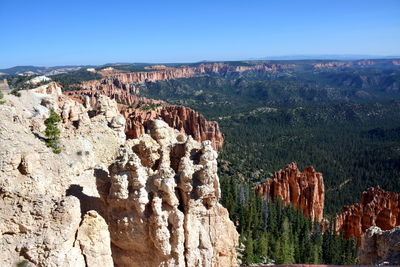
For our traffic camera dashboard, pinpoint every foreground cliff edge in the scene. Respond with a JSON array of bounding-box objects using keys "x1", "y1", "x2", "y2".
[{"x1": 0, "y1": 83, "x2": 238, "y2": 266}]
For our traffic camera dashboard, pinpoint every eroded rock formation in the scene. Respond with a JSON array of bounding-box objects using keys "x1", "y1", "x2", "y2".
[
  {"x1": 64, "y1": 62, "x2": 291, "y2": 151},
  {"x1": 122, "y1": 105, "x2": 224, "y2": 150},
  {"x1": 255, "y1": 162, "x2": 325, "y2": 222},
  {"x1": 358, "y1": 226, "x2": 400, "y2": 265},
  {"x1": 103, "y1": 120, "x2": 237, "y2": 266},
  {"x1": 65, "y1": 91, "x2": 224, "y2": 150},
  {"x1": 0, "y1": 85, "x2": 237, "y2": 266},
  {"x1": 63, "y1": 87, "x2": 158, "y2": 107},
  {"x1": 335, "y1": 187, "x2": 400, "y2": 240}
]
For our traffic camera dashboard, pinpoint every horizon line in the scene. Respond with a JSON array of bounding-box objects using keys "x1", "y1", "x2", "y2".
[{"x1": 1, "y1": 54, "x2": 400, "y2": 70}]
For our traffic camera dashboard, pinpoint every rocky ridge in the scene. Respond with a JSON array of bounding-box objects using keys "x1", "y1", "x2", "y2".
[
  {"x1": 0, "y1": 83, "x2": 238, "y2": 266},
  {"x1": 255, "y1": 162, "x2": 325, "y2": 222},
  {"x1": 335, "y1": 186, "x2": 400, "y2": 240}
]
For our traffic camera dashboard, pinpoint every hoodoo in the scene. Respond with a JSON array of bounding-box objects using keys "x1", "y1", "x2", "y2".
[
  {"x1": 335, "y1": 186, "x2": 400, "y2": 240},
  {"x1": 255, "y1": 162, "x2": 325, "y2": 222}
]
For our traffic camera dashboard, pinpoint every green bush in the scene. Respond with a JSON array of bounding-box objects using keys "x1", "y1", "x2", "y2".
[
  {"x1": 44, "y1": 109, "x2": 62, "y2": 154},
  {"x1": 0, "y1": 90, "x2": 4, "y2": 104},
  {"x1": 10, "y1": 89, "x2": 21, "y2": 97}
]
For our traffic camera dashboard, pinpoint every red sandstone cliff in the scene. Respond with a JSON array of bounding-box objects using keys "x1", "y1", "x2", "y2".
[
  {"x1": 335, "y1": 187, "x2": 400, "y2": 240},
  {"x1": 121, "y1": 105, "x2": 224, "y2": 150},
  {"x1": 68, "y1": 62, "x2": 294, "y2": 97},
  {"x1": 96, "y1": 62, "x2": 293, "y2": 84},
  {"x1": 255, "y1": 162, "x2": 325, "y2": 222}
]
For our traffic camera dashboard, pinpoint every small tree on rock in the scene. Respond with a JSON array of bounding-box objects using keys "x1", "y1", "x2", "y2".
[
  {"x1": 0, "y1": 90, "x2": 5, "y2": 104},
  {"x1": 45, "y1": 109, "x2": 61, "y2": 154}
]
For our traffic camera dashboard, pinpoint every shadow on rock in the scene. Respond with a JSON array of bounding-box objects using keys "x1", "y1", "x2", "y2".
[{"x1": 66, "y1": 170, "x2": 110, "y2": 220}]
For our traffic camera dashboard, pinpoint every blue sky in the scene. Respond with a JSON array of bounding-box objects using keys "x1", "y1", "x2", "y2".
[{"x1": 0, "y1": 0, "x2": 399, "y2": 68}]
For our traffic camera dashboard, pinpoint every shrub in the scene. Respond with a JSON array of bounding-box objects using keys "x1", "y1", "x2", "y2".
[
  {"x1": 10, "y1": 89, "x2": 21, "y2": 97},
  {"x1": 0, "y1": 90, "x2": 4, "y2": 104}
]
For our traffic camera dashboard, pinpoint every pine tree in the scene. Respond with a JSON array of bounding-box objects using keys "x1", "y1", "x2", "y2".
[
  {"x1": 45, "y1": 109, "x2": 62, "y2": 154},
  {"x1": 243, "y1": 233, "x2": 255, "y2": 264},
  {"x1": 255, "y1": 232, "x2": 269, "y2": 263},
  {"x1": 275, "y1": 216, "x2": 295, "y2": 264}
]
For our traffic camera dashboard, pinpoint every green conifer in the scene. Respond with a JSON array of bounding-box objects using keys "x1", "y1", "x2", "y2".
[{"x1": 44, "y1": 109, "x2": 62, "y2": 154}]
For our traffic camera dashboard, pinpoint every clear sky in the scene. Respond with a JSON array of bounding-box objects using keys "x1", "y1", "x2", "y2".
[{"x1": 0, "y1": 0, "x2": 399, "y2": 68}]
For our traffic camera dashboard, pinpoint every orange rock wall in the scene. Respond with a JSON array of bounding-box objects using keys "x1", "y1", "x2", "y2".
[
  {"x1": 122, "y1": 105, "x2": 224, "y2": 150},
  {"x1": 335, "y1": 187, "x2": 400, "y2": 240},
  {"x1": 255, "y1": 162, "x2": 325, "y2": 222},
  {"x1": 67, "y1": 63, "x2": 294, "y2": 101}
]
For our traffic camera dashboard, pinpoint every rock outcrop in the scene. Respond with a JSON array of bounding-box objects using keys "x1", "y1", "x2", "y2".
[
  {"x1": 63, "y1": 87, "x2": 157, "y2": 107},
  {"x1": 103, "y1": 120, "x2": 237, "y2": 266},
  {"x1": 335, "y1": 187, "x2": 400, "y2": 240},
  {"x1": 358, "y1": 226, "x2": 400, "y2": 265},
  {"x1": 0, "y1": 85, "x2": 122, "y2": 266},
  {"x1": 255, "y1": 162, "x2": 325, "y2": 222},
  {"x1": 0, "y1": 85, "x2": 237, "y2": 266},
  {"x1": 123, "y1": 105, "x2": 224, "y2": 150}
]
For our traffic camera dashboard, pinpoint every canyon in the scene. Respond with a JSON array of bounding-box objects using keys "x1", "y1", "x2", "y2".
[
  {"x1": 77, "y1": 62, "x2": 295, "y2": 93},
  {"x1": 63, "y1": 62, "x2": 294, "y2": 151},
  {"x1": 0, "y1": 83, "x2": 238, "y2": 266},
  {"x1": 1, "y1": 61, "x2": 400, "y2": 265}
]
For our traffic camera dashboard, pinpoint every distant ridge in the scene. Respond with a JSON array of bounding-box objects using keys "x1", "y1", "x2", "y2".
[
  {"x1": 255, "y1": 54, "x2": 400, "y2": 60},
  {"x1": 2, "y1": 56, "x2": 400, "y2": 75}
]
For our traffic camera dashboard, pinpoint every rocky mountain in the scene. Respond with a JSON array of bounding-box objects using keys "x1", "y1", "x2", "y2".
[
  {"x1": 0, "y1": 84, "x2": 238, "y2": 266},
  {"x1": 255, "y1": 162, "x2": 325, "y2": 222},
  {"x1": 335, "y1": 187, "x2": 400, "y2": 240}
]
